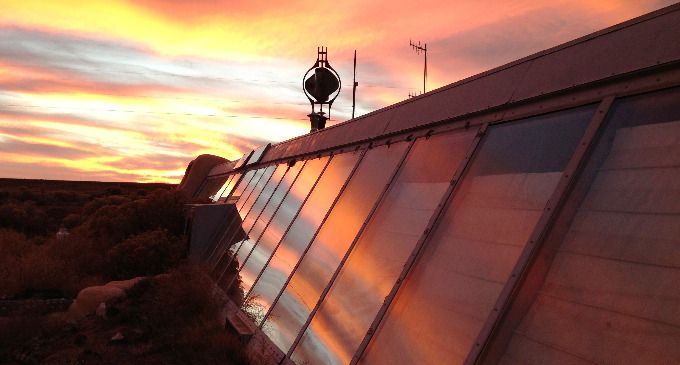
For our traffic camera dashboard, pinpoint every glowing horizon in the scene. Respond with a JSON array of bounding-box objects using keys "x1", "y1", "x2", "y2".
[{"x1": 0, "y1": 0, "x2": 674, "y2": 183}]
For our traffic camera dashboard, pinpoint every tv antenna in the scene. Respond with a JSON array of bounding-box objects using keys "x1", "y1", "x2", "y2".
[{"x1": 409, "y1": 39, "x2": 427, "y2": 94}]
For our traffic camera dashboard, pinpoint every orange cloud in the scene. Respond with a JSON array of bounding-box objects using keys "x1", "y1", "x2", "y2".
[{"x1": 0, "y1": 1, "x2": 675, "y2": 182}]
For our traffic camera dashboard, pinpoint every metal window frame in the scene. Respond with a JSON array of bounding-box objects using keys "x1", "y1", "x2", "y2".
[
  {"x1": 201, "y1": 169, "x2": 260, "y2": 263},
  {"x1": 211, "y1": 173, "x2": 234, "y2": 202},
  {"x1": 220, "y1": 162, "x2": 303, "y2": 289},
  {"x1": 224, "y1": 171, "x2": 246, "y2": 201},
  {"x1": 350, "y1": 123, "x2": 489, "y2": 364},
  {"x1": 205, "y1": 168, "x2": 264, "y2": 266},
  {"x1": 212, "y1": 165, "x2": 278, "y2": 277},
  {"x1": 243, "y1": 156, "x2": 333, "y2": 301},
  {"x1": 260, "y1": 148, "x2": 368, "y2": 327},
  {"x1": 285, "y1": 139, "x2": 416, "y2": 361},
  {"x1": 236, "y1": 160, "x2": 308, "y2": 274},
  {"x1": 464, "y1": 96, "x2": 615, "y2": 365},
  {"x1": 208, "y1": 167, "x2": 272, "y2": 270},
  {"x1": 221, "y1": 163, "x2": 289, "y2": 276}
]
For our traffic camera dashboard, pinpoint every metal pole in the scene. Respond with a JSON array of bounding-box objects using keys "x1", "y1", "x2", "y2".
[
  {"x1": 424, "y1": 43, "x2": 427, "y2": 94},
  {"x1": 352, "y1": 50, "x2": 357, "y2": 119}
]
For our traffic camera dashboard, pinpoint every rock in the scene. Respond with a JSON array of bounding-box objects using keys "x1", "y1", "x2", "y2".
[
  {"x1": 96, "y1": 302, "x2": 107, "y2": 318},
  {"x1": 66, "y1": 277, "x2": 144, "y2": 321},
  {"x1": 110, "y1": 332, "x2": 125, "y2": 342},
  {"x1": 177, "y1": 154, "x2": 229, "y2": 199}
]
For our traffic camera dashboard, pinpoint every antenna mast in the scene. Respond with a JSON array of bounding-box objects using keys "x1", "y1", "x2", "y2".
[
  {"x1": 352, "y1": 49, "x2": 359, "y2": 119},
  {"x1": 409, "y1": 40, "x2": 427, "y2": 94},
  {"x1": 352, "y1": 50, "x2": 358, "y2": 119}
]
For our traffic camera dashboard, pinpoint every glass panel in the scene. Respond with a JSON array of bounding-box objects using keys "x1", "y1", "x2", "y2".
[
  {"x1": 211, "y1": 174, "x2": 234, "y2": 202},
  {"x1": 221, "y1": 172, "x2": 243, "y2": 200},
  {"x1": 265, "y1": 142, "x2": 410, "y2": 354},
  {"x1": 292, "y1": 129, "x2": 477, "y2": 365},
  {"x1": 203, "y1": 170, "x2": 259, "y2": 264},
  {"x1": 236, "y1": 168, "x2": 265, "y2": 211},
  {"x1": 230, "y1": 164, "x2": 289, "y2": 273},
  {"x1": 246, "y1": 143, "x2": 270, "y2": 166},
  {"x1": 500, "y1": 88, "x2": 680, "y2": 364},
  {"x1": 233, "y1": 151, "x2": 251, "y2": 169},
  {"x1": 363, "y1": 105, "x2": 595, "y2": 365},
  {"x1": 209, "y1": 166, "x2": 271, "y2": 270},
  {"x1": 231, "y1": 169, "x2": 256, "y2": 201},
  {"x1": 237, "y1": 166, "x2": 274, "y2": 214},
  {"x1": 247, "y1": 152, "x2": 360, "y2": 329},
  {"x1": 238, "y1": 159, "x2": 323, "y2": 297}
]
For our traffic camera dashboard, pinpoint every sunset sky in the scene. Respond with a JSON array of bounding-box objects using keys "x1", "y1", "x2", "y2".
[{"x1": 0, "y1": 0, "x2": 674, "y2": 183}]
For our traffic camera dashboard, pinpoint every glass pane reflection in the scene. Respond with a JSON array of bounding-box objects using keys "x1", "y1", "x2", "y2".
[
  {"x1": 235, "y1": 161, "x2": 305, "y2": 289},
  {"x1": 217, "y1": 165, "x2": 277, "y2": 274},
  {"x1": 239, "y1": 158, "x2": 328, "y2": 301},
  {"x1": 501, "y1": 88, "x2": 680, "y2": 364},
  {"x1": 362, "y1": 105, "x2": 595, "y2": 365},
  {"x1": 292, "y1": 130, "x2": 477, "y2": 365},
  {"x1": 232, "y1": 169, "x2": 257, "y2": 203},
  {"x1": 211, "y1": 174, "x2": 233, "y2": 202},
  {"x1": 204, "y1": 169, "x2": 258, "y2": 264},
  {"x1": 266, "y1": 142, "x2": 409, "y2": 354},
  {"x1": 230, "y1": 164, "x2": 289, "y2": 275},
  {"x1": 220, "y1": 172, "x2": 242, "y2": 200},
  {"x1": 247, "y1": 152, "x2": 361, "y2": 339},
  {"x1": 210, "y1": 166, "x2": 271, "y2": 272}
]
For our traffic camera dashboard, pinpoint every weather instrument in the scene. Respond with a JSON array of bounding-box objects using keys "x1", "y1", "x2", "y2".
[{"x1": 303, "y1": 47, "x2": 341, "y2": 132}]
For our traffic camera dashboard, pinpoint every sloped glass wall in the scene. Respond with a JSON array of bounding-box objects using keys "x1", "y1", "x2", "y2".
[
  {"x1": 290, "y1": 129, "x2": 478, "y2": 365},
  {"x1": 361, "y1": 105, "x2": 595, "y2": 364},
  {"x1": 210, "y1": 166, "x2": 273, "y2": 272},
  {"x1": 238, "y1": 157, "x2": 331, "y2": 300},
  {"x1": 501, "y1": 87, "x2": 680, "y2": 364},
  {"x1": 236, "y1": 161, "x2": 306, "y2": 291},
  {"x1": 248, "y1": 151, "x2": 361, "y2": 335},
  {"x1": 213, "y1": 172, "x2": 242, "y2": 202},
  {"x1": 201, "y1": 169, "x2": 258, "y2": 263},
  {"x1": 226, "y1": 164, "x2": 290, "y2": 284},
  {"x1": 264, "y1": 142, "x2": 410, "y2": 353}
]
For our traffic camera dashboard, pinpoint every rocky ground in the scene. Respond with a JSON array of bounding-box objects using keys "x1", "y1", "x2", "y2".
[{"x1": 1, "y1": 267, "x2": 248, "y2": 365}]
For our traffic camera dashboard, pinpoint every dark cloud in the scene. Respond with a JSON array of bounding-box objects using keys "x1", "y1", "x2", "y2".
[
  {"x1": 105, "y1": 153, "x2": 187, "y2": 171},
  {"x1": 0, "y1": 27, "x2": 246, "y2": 95},
  {"x1": 431, "y1": 5, "x2": 601, "y2": 72},
  {"x1": 0, "y1": 109, "x2": 141, "y2": 135},
  {"x1": 0, "y1": 138, "x2": 98, "y2": 160}
]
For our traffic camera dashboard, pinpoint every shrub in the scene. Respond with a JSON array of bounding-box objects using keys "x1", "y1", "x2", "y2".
[
  {"x1": 86, "y1": 189, "x2": 187, "y2": 247},
  {"x1": 61, "y1": 213, "x2": 81, "y2": 229},
  {"x1": 119, "y1": 266, "x2": 249, "y2": 365},
  {"x1": 0, "y1": 201, "x2": 49, "y2": 236},
  {"x1": 107, "y1": 229, "x2": 187, "y2": 279}
]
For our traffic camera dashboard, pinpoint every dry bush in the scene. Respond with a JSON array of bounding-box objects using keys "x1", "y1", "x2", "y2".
[
  {"x1": 0, "y1": 229, "x2": 104, "y2": 298},
  {"x1": 61, "y1": 213, "x2": 81, "y2": 229},
  {"x1": 86, "y1": 189, "x2": 187, "y2": 247},
  {"x1": 107, "y1": 229, "x2": 186, "y2": 280},
  {"x1": 0, "y1": 315, "x2": 62, "y2": 362},
  {"x1": 0, "y1": 201, "x2": 49, "y2": 236},
  {"x1": 114, "y1": 266, "x2": 249, "y2": 364}
]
